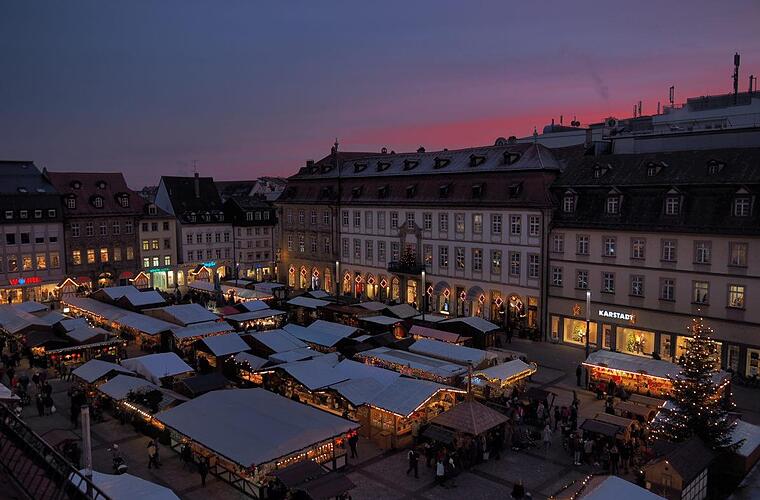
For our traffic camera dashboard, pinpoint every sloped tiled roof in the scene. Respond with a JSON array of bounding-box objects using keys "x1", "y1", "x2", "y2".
[{"x1": 46, "y1": 171, "x2": 142, "y2": 216}]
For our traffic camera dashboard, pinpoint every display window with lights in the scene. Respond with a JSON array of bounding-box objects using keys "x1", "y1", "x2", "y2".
[
  {"x1": 563, "y1": 318, "x2": 597, "y2": 346},
  {"x1": 616, "y1": 327, "x2": 654, "y2": 357}
]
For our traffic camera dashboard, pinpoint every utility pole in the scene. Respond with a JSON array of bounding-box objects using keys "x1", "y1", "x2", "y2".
[{"x1": 81, "y1": 405, "x2": 93, "y2": 496}]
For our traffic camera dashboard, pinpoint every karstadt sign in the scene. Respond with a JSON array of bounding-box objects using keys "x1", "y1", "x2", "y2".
[{"x1": 598, "y1": 309, "x2": 636, "y2": 322}]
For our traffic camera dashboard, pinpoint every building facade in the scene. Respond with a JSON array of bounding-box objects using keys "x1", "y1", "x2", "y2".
[
  {"x1": 278, "y1": 143, "x2": 566, "y2": 333},
  {"x1": 547, "y1": 147, "x2": 760, "y2": 376},
  {"x1": 154, "y1": 174, "x2": 233, "y2": 286},
  {"x1": 0, "y1": 162, "x2": 65, "y2": 303},
  {"x1": 46, "y1": 171, "x2": 141, "y2": 289},
  {"x1": 138, "y1": 202, "x2": 178, "y2": 291},
  {"x1": 222, "y1": 196, "x2": 277, "y2": 281}
]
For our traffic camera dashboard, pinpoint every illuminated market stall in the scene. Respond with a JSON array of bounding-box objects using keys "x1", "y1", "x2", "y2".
[
  {"x1": 471, "y1": 359, "x2": 537, "y2": 399},
  {"x1": 72, "y1": 359, "x2": 135, "y2": 387},
  {"x1": 408, "y1": 339, "x2": 498, "y2": 369},
  {"x1": 224, "y1": 308, "x2": 287, "y2": 332},
  {"x1": 583, "y1": 350, "x2": 730, "y2": 398},
  {"x1": 154, "y1": 389, "x2": 359, "y2": 498},
  {"x1": 195, "y1": 333, "x2": 250, "y2": 368},
  {"x1": 354, "y1": 346, "x2": 468, "y2": 385}
]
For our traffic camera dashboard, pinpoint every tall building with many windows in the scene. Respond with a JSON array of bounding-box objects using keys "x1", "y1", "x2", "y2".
[
  {"x1": 547, "y1": 147, "x2": 760, "y2": 376},
  {"x1": 138, "y1": 202, "x2": 178, "y2": 291},
  {"x1": 278, "y1": 142, "x2": 566, "y2": 335},
  {"x1": 0, "y1": 162, "x2": 65, "y2": 303},
  {"x1": 154, "y1": 173, "x2": 233, "y2": 285},
  {"x1": 46, "y1": 171, "x2": 141, "y2": 289}
]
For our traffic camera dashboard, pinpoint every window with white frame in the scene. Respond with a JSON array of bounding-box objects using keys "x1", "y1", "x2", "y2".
[
  {"x1": 310, "y1": 210, "x2": 317, "y2": 225},
  {"x1": 576, "y1": 270, "x2": 589, "y2": 289},
  {"x1": 528, "y1": 254, "x2": 539, "y2": 279},
  {"x1": 365, "y1": 211, "x2": 373, "y2": 230},
  {"x1": 728, "y1": 284, "x2": 745, "y2": 308},
  {"x1": 298, "y1": 210, "x2": 305, "y2": 224},
  {"x1": 423, "y1": 213, "x2": 432, "y2": 231},
  {"x1": 510, "y1": 215, "x2": 521, "y2": 235},
  {"x1": 378, "y1": 241, "x2": 386, "y2": 261},
  {"x1": 310, "y1": 237, "x2": 317, "y2": 253},
  {"x1": 353, "y1": 239, "x2": 361, "y2": 259},
  {"x1": 606, "y1": 195, "x2": 620, "y2": 215},
  {"x1": 661, "y1": 239, "x2": 677, "y2": 262},
  {"x1": 529, "y1": 215, "x2": 540, "y2": 236},
  {"x1": 631, "y1": 238, "x2": 645, "y2": 259},
  {"x1": 630, "y1": 275, "x2": 644, "y2": 297},
  {"x1": 730, "y1": 242, "x2": 748, "y2": 267},
  {"x1": 472, "y1": 214, "x2": 483, "y2": 234},
  {"x1": 298, "y1": 235, "x2": 305, "y2": 252},
  {"x1": 491, "y1": 214, "x2": 502, "y2": 235},
  {"x1": 472, "y1": 248, "x2": 483, "y2": 271},
  {"x1": 455, "y1": 213, "x2": 465, "y2": 233},
  {"x1": 734, "y1": 197, "x2": 751, "y2": 217},
  {"x1": 391, "y1": 242, "x2": 400, "y2": 261},
  {"x1": 341, "y1": 238, "x2": 348, "y2": 258},
  {"x1": 660, "y1": 278, "x2": 675, "y2": 301},
  {"x1": 406, "y1": 212, "x2": 415, "y2": 227},
  {"x1": 551, "y1": 266, "x2": 563, "y2": 286},
  {"x1": 602, "y1": 272, "x2": 615, "y2": 293},
  {"x1": 665, "y1": 196, "x2": 680, "y2": 216},
  {"x1": 563, "y1": 194, "x2": 575, "y2": 213},
  {"x1": 341, "y1": 210, "x2": 348, "y2": 226},
  {"x1": 603, "y1": 236, "x2": 616, "y2": 257},
  {"x1": 439, "y1": 246, "x2": 449, "y2": 268},
  {"x1": 391, "y1": 212, "x2": 399, "y2": 229},
  {"x1": 509, "y1": 252, "x2": 520, "y2": 276},
  {"x1": 353, "y1": 211, "x2": 361, "y2": 227},
  {"x1": 577, "y1": 234, "x2": 589, "y2": 255},
  {"x1": 439, "y1": 213, "x2": 448, "y2": 232},
  {"x1": 71, "y1": 223, "x2": 80, "y2": 237},
  {"x1": 693, "y1": 281, "x2": 709, "y2": 304},
  {"x1": 323, "y1": 210, "x2": 330, "y2": 225},
  {"x1": 552, "y1": 233, "x2": 564, "y2": 253},
  {"x1": 694, "y1": 241, "x2": 711, "y2": 264},
  {"x1": 323, "y1": 237, "x2": 330, "y2": 254},
  {"x1": 455, "y1": 247, "x2": 465, "y2": 269},
  {"x1": 424, "y1": 244, "x2": 433, "y2": 265},
  {"x1": 365, "y1": 240, "x2": 373, "y2": 261}
]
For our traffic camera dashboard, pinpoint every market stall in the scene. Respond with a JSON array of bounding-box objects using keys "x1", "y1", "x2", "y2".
[
  {"x1": 472, "y1": 359, "x2": 537, "y2": 399},
  {"x1": 358, "y1": 315, "x2": 407, "y2": 340},
  {"x1": 583, "y1": 350, "x2": 730, "y2": 398},
  {"x1": 154, "y1": 388, "x2": 359, "y2": 498},
  {"x1": 409, "y1": 324, "x2": 466, "y2": 345},
  {"x1": 354, "y1": 346, "x2": 468, "y2": 385},
  {"x1": 195, "y1": 333, "x2": 250, "y2": 368},
  {"x1": 171, "y1": 321, "x2": 236, "y2": 351},
  {"x1": 121, "y1": 352, "x2": 194, "y2": 387},
  {"x1": 224, "y1": 308, "x2": 286, "y2": 332},
  {"x1": 613, "y1": 400, "x2": 659, "y2": 423},
  {"x1": 408, "y1": 339, "x2": 497, "y2": 369},
  {"x1": 282, "y1": 321, "x2": 359, "y2": 353},
  {"x1": 439, "y1": 317, "x2": 501, "y2": 349},
  {"x1": 427, "y1": 399, "x2": 509, "y2": 452},
  {"x1": 285, "y1": 296, "x2": 330, "y2": 325},
  {"x1": 71, "y1": 359, "x2": 135, "y2": 387}
]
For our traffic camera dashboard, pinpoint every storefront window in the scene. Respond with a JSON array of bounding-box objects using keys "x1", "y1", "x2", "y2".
[
  {"x1": 676, "y1": 336, "x2": 721, "y2": 367},
  {"x1": 551, "y1": 316, "x2": 559, "y2": 340},
  {"x1": 617, "y1": 327, "x2": 654, "y2": 357},
  {"x1": 602, "y1": 324, "x2": 614, "y2": 350},
  {"x1": 563, "y1": 318, "x2": 597, "y2": 346},
  {"x1": 747, "y1": 349, "x2": 760, "y2": 377},
  {"x1": 727, "y1": 345, "x2": 739, "y2": 373},
  {"x1": 660, "y1": 335, "x2": 673, "y2": 361}
]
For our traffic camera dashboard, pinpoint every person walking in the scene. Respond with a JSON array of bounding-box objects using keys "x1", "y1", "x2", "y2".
[
  {"x1": 576, "y1": 364, "x2": 582, "y2": 387},
  {"x1": 406, "y1": 449, "x2": 419, "y2": 478},
  {"x1": 435, "y1": 459, "x2": 445, "y2": 486},
  {"x1": 610, "y1": 443, "x2": 620, "y2": 474},
  {"x1": 542, "y1": 424, "x2": 552, "y2": 453},
  {"x1": 35, "y1": 393, "x2": 45, "y2": 417},
  {"x1": 348, "y1": 433, "x2": 358, "y2": 459},
  {"x1": 198, "y1": 459, "x2": 208, "y2": 487},
  {"x1": 147, "y1": 441, "x2": 159, "y2": 469},
  {"x1": 573, "y1": 434, "x2": 583, "y2": 466},
  {"x1": 511, "y1": 479, "x2": 526, "y2": 499},
  {"x1": 553, "y1": 406, "x2": 561, "y2": 431},
  {"x1": 32, "y1": 372, "x2": 40, "y2": 391}
]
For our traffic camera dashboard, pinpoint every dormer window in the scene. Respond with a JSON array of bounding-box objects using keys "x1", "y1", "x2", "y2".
[
  {"x1": 664, "y1": 195, "x2": 680, "y2": 216},
  {"x1": 66, "y1": 197, "x2": 76, "y2": 209},
  {"x1": 472, "y1": 184, "x2": 484, "y2": 199},
  {"x1": 96, "y1": 181, "x2": 107, "y2": 189},
  {"x1": 605, "y1": 194, "x2": 620, "y2": 215},
  {"x1": 71, "y1": 181, "x2": 81, "y2": 189},
  {"x1": 439, "y1": 183, "x2": 451, "y2": 198},
  {"x1": 433, "y1": 157, "x2": 450, "y2": 169},
  {"x1": 403, "y1": 159, "x2": 419, "y2": 171},
  {"x1": 148, "y1": 204, "x2": 157, "y2": 215},
  {"x1": 503, "y1": 151, "x2": 521, "y2": 165},
  {"x1": 378, "y1": 185, "x2": 389, "y2": 199},
  {"x1": 593, "y1": 163, "x2": 611, "y2": 178},
  {"x1": 17, "y1": 187, "x2": 28, "y2": 193},
  {"x1": 406, "y1": 184, "x2": 417, "y2": 198},
  {"x1": 202, "y1": 213, "x2": 211, "y2": 222},
  {"x1": 93, "y1": 196, "x2": 104, "y2": 208},
  {"x1": 562, "y1": 192, "x2": 576, "y2": 213},
  {"x1": 377, "y1": 161, "x2": 391, "y2": 172},
  {"x1": 351, "y1": 186, "x2": 363, "y2": 198},
  {"x1": 189, "y1": 213, "x2": 197, "y2": 222},
  {"x1": 508, "y1": 182, "x2": 523, "y2": 198},
  {"x1": 118, "y1": 194, "x2": 129, "y2": 208},
  {"x1": 319, "y1": 186, "x2": 333, "y2": 199},
  {"x1": 707, "y1": 160, "x2": 725, "y2": 175},
  {"x1": 469, "y1": 155, "x2": 486, "y2": 167},
  {"x1": 734, "y1": 196, "x2": 751, "y2": 217},
  {"x1": 645, "y1": 161, "x2": 666, "y2": 177},
  {"x1": 353, "y1": 162, "x2": 367, "y2": 173},
  {"x1": 218, "y1": 214, "x2": 224, "y2": 222}
]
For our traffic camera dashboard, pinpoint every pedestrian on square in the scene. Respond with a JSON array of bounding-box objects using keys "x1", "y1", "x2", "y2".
[
  {"x1": 511, "y1": 479, "x2": 526, "y2": 499},
  {"x1": 610, "y1": 443, "x2": 620, "y2": 474},
  {"x1": 423, "y1": 442, "x2": 433, "y2": 468},
  {"x1": 406, "y1": 449, "x2": 419, "y2": 478},
  {"x1": 435, "y1": 459, "x2": 445, "y2": 486},
  {"x1": 198, "y1": 459, "x2": 208, "y2": 487},
  {"x1": 576, "y1": 364, "x2": 582, "y2": 387},
  {"x1": 348, "y1": 433, "x2": 358, "y2": 459},
  {"x1": 573, "y1": 435, "x2": 582, "y2": 466},
  {"x1": 147, "y1": 441, "x2": 159, "y2": 469},
  {"x1": 39, "y1": 370, "x2": 47, "y2": 385},
  {"x1": 542, "y1": 424, "x2": 552, "y2": 452},
  {"x1": 32, "y1": 372, "x2": 40, "y2": 390},
  {"x1": 553, "y1": 406, "x2": 561, "y2": 431},
  {"x1": 6, "y1": 367, "x2": 15, "y2": 385},
  {"x1": 43, "y1": 394, "x2": 54, "y2": 415},
  {"x1": 584, "y1": 437, "x2": 594, "y2": 464},
  {"x1": 35, "y1": 393, "x2": 45, "y2": 417}
]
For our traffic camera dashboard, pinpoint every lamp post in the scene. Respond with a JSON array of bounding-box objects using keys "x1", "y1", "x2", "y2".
[
  {"x1": 585, "y1": 290, "x2": 591, "y2": 358},
  {"x1": 421, "y1": 268, "x2": 426, "y2": 321},
  {"x1": 335, "y1": 260, "x2": 340, "y2": 304}
]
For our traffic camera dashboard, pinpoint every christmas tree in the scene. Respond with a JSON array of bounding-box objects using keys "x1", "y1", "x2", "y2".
[
  {"x1": 655, "y1": 317, "x2": 736, "y2": 450},
  {"x1": 399, "y1": 246, "x2": 417, "y2": 269}
]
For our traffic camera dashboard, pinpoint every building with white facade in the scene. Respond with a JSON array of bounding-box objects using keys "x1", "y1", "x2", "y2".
[
  {"x1": 154, "y1": 174, "x2": 233, "y2": 286},
  {"x1": 138, "y1": 202, "x2": 178, "y2": 291}
]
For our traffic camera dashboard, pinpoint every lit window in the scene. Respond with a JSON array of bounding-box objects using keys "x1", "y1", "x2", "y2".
[
  {"x1": 693, "y1": 281, "x2": 709, "y2": 304},
  {"x1": 728, "y1": 284, "x2": 745, "y2": 308},
  {"x1": 602, "y1": 272, "x2": 615, "y2": 293},
  {"x1": 730, "y1": 242, "x2": 748, "y2": 267}
]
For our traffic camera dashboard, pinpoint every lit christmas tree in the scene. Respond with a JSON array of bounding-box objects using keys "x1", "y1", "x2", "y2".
[
  {"x1": 399, "y1": 246, "x2": 417, "y2": 269},
  {"x1": 655, "y1": 317, "x2": 736, "y2": 450}
]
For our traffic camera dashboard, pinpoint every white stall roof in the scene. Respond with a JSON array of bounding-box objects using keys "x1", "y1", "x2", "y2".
[
  {"x1": 99, "y1": 374, "x2": 157, "y2": 400},
  {"x1": 369, "y1": 378, "x2": 463, "y2": 417},
  {"x1": 253, "y1": 282, "x2": 286, "y2": 294},
  {"x1": 276, "y1": 356, "x2": 398, "y2": 393},
  {"x1": 385, "y1": 303, "x2": 419, "y2": 319},
  {"x1": 308, "y1": 320, "x2": 358, "y2": 338},
  {"x1": 172, "y1": 321, "x2": 233, "y2": 340},
  {"x1": 410, "y1": 325, "x2": 463, "y2": 343},
  {"x1": 72, "y1": 359, "x2": 134, "y2": 383},
  {"x1": 146, "y1": 304, "x2": 218, "y2": 326},
  {"x1": 358, "y1": 347, "x2": 468, "y2": 379},
  {"x1": 225, "y1": 309, "x2": 286, "y2": 322},
  {"x1": 580, "y1": 476, "x2": 665, "y2": 500},
  {"x1": 73, "y1": 470, "x2": 180, "y2": 500},
  {"x1": 121, "y1": 353, "x2": 194, "y2": 384},
  {"x1": 97, "y1": 285, "x2": 140, "y2": 301},
  {"x1": 66, "y1": 326, "x2": 112, "y2": 344},
  {"x1": 287, "y1": 296, "x2": 330, "y2": 309},
  {"x1": 117, "y1": 313, "x2": 175, "y2": 336},
  {"x1": 409, "y1": 339, "x2": 495, "y2": 366},
  {"x1": 283, "y1": 321, "x2": 356, "y2": 349},
  {"x1": 357, "y1": 301, "x2": 387, "y2": 312},
  {"x1": 188, "y1": 280, "x2": 216, "y2": 293},
  {"x1": 306, "y1": 290, "x2": 332, "y2": 300},
  {"x1": 238, "y1": 301, "x2": 271, "y2": 313},
  {"x1": 584, "y1": 350, "x2": 729, "y2": 385},
  {"x1": 59, "y1": 318, "x2": 90, "y2": 332},
  {"x1": 474, "y1": 359, "x2": 535, "y2": 382},
  {"x1": 62, "y1": 297, "x2": 174, "y2": 335},
  {"x1": 361, "y1": 315, "x2": 402, "y2": 326},
  {"x1": 201, "y1": 334, "x2": 250, "y2": 357},
  {"x1": 13, "y1": 301, "x2": 48, "y2": 314},
  {"x1": 122, "y1": 290, "x2": 165, "y2": 307},
  {"x1": 268, "y1": 347, "x2": 321, "y2": 364},
  {"x1": 442, "y1": 316, "x2": 499, "y2": 333},
  {"x1": 250, "y1": 329, "x2": 307, "y2": 353},
  {"x1": 731, "y1": 420, "x2": 760, "y2": 458},
  {"x1": 234, "y1": 352, "x2": 268, "y2": 370},
  {"x1": 0, "y1": 305, "x2": 51, "y2": 334},
  {"x1": 155, "y1": 389, "x2": 359, "y2": 468}
]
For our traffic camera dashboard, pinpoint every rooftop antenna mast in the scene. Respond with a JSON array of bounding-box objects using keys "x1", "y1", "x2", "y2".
[
  {"x1": 669, "y1": 86, "x2": 675, "y2": 108},
  {"x1": 733, "y1": 52, "x2": 741, "y2": 105}
]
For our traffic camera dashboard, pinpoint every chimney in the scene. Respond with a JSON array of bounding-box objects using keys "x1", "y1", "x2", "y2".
[{"x1": 194, "y1": 172, "x2": 200, "y2": 198}]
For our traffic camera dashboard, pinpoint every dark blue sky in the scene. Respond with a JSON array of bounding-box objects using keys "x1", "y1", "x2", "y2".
[{"x1": 2, "y1": 1, "x2": 759, "y2": 187}]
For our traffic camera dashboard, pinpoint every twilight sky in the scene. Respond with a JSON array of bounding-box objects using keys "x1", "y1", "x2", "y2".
[{"x1": 2, "y1": 1, "x2": 759, "y2": 187}]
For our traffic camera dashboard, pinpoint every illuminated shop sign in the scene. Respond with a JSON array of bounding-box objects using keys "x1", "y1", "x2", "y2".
[
  {"x1": 598, "y1": 309, "x2": 636, "y2": 322},
  {"x1": 202, "y1": 261, "x2": 217, "y2": 267},
  {"x1": 9, "y1": 277, "x2": 42, "y2": 286}
]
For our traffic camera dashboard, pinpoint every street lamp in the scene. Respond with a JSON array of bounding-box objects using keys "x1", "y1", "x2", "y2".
[
  {"x1": 585, "y1": 290, "x2": 591, "y2": 358},
  {"x1": 335, "y1": 260, "x2": 340, "y2": 304}
]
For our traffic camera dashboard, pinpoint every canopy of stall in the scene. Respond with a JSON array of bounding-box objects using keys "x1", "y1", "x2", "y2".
[
  {"x1": 121, "y1": 353, "x2": 194, "y2": 385},
  {"x1": 430, "y1": 399, "x2": 508, "y2": 436},
  {"x1": 72, "y1": 470, "x2": 180, "y2": 500},
  {"x1": 409, "y1": 339, "x2": 496, "y2": 367},
  {"x1": 72, "y1": 359, "x2": 134, "y2": 384}
]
